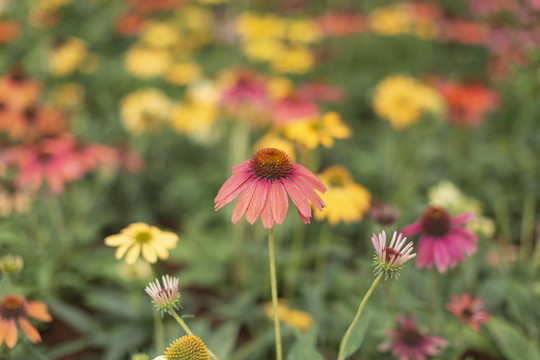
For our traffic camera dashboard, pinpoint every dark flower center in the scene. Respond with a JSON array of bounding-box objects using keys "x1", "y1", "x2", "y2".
[
  {"x1": 421, "y1": 206, "x2": 451, "y2": 237},
  {"x1": 385, "y1": 247, "x2": 402, "y2": 263},
  {"x1": 250, "y1": 148, "x2": 293, "y2": 180},
  {"x1": 400, "y1": 327, "x2": 423, "y2": 346},
  {"x1": 135, "y1": 231, "x2": 151, "y2": 243},
  {"x1": 462, "y1": 308, "x2": 474, "y2": 320},
  {"x1": 0, "y1": 294, "x2": 25, "y2": 319}
]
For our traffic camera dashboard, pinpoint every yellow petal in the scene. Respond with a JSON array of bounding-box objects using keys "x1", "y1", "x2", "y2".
[
  {"x1": 104, "y1": 234, "x2": 131, "y2": 247},
  {"x1": 115, "y1": 243, "x2": 133, "y2": 260},
  {"x1": 125, "y1": 244, "x2": 141, "y2": 264},
  {"x1": 142, "y1": 243, "x2": 157, "y2": 263}
]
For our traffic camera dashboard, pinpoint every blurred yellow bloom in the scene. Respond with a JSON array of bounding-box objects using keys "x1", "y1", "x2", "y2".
[
  {"x1": 166, "y1": 62, "x2": 201, "y2": 86},
  {"x1": 105, "y1": 223, "x2": 178, "y2": 264},
  {"x1": 49, "y1": 38, "x2": 88, "y2": 76},
  {"x1": 236, "y1": 13, "x2": 286, "y2": 40},
  {"x1": 271, "y1": 46, "x2": 314, "y2": 74},
  {"x1": 267, "y1": 76, "x2": 293, "y2": 100},
  {"x1": 286, "y1": 19, "x2": 321, "y2": 44},
  {"x1": 119, "y1": 259, "x2": 152, "y2": 282},
  {"x1": 38, "y1": 0, "x2": 73, "y2": 9},
  {"x1": 368, "y1": 5, "x2": 412, "y2": 36},
  {"x1": 124, "y1": 46, "x2": 172, "y2": 78},
  {"x1": 186, "y1": 80, "x2": 221, "y2": 105},
  {"x1": 169, "y1": 101, "x2": 217, "y2": 135},
  {"x1": 372, "y1": 75, "x2": 442, "y2": 129},
  {"x1": 242, "y1": 39, "x2": 285, "y2": 62},
  {"x1": 284, "y1": 112, "x2": 351, "y2": 149},
  {"x1": 264, "y1": 301, "x2": 313, "y2": 332},
  {"x1": 253, "y1": 133, "x2": 295, "y2": 162},
  {"x1": 314, "y1": 166, "x2": 371, "y2": 225},
  {"x1": 120, "y1": 89, "x2": 171, "y2": 134},
  {"x1": 53, "y1": 82, "x2": 85, "y2": 109},
  {"x1": 140, "y1": 21, "x2": 180, "y2": 49}
]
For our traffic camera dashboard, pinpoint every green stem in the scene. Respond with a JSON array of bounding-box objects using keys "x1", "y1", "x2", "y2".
[
  {"x1": 150, "y1": 267, "x2": 164, "y2": 354},
  {"x1": 170, "y1": 311, "x2": 220, "y2": 360},
  {"x1": 429, "y1": 268, "x2": 440, "y2": 332},
  {"x1": 519, "y1": 194, "x2": 535, "y2": 260},
  {"x1": 284, "y1": 222, "x2": 305, "y2": 297},
  {"x1": 315, "y1": 221, "x2": 332, "y2": 281},
  {"x1": 337, "y1": 274, "x2": 383, "y2": 360},
  {"x1": 268, "y1": 227, "x2": 283, "y2": 360}
]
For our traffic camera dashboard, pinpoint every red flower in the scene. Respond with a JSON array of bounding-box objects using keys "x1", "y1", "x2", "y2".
[{"x1": 447, "y1": 293, "x2": 489, "y2": 331}]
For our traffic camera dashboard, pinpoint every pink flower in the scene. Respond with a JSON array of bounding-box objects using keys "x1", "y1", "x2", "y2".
[
  {"x1": 401, "y1": 206, "x2": 478, "y2": 273},
  {"x1": 220, "y1": 69, "x2": 269, "y2": 114},
  {"x1": 214, "y1": 148, "x2": 326, "y2": 229},
  {"x1": 271, "y1": 95, "x2": 319, "y2": 125},
  {"x1": 372, "y1": 231, "x2": 416, "y2": 279},
  {"x1": 447, "y1": 293, "x2": 489, "y2": 331},
  {"x1": 379, "y1": 316, "x2": 447, "y2": 360}
]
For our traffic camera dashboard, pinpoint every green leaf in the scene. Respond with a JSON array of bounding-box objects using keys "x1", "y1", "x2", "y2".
[
  {"x1": 343, "y1": 312, "x2": 372, "y2": 358},
  {"x1": 487, "y1": 317, "x2": 540, "y2": 360},
  {"x1": 46, "y1": 297, "x2": 98, "y2": 334},
  {"x1": 287, "y1": 327, "x2": 324, "y2": 360}
]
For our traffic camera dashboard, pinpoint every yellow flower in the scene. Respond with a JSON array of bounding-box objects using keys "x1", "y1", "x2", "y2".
[
  {"x1": 286, "y1": 19, "x2": 321, "y2": 44},
  {"x1": 284, "y1": 112, "x2": 351, "y2": 149},
  {"x1": 37, "y1": 0, "x2": 73, "y2": 9},
  {"x1": 368, "y1": 5, "x2": 412, "y2": 35},
  {"x1": 105, "y1": 223, "x2": 178, "y2": 264},
  {"x1": 53, "y1": 82, "x2": 85, "y2": 109},
  {"x1": 120, "y1": 89, "x2": 171, "y2": 134},
  {"x1": 235, "y1": 13, "x2": 286, "y2": 40},
  {"x1": 267, "y1": 76, "x2": 293, "y2": 100},
  {"x1": 372, "y1": 75, "x2": 441, "y2": 129},
  {"x1": 169, "y1": 101, "x2": 217, "y2": 135},
  {"x1": 140, "y1": 21, "x2": 181, "y2": 49},
  {"x1": 253, "y1": 133, "x2": 295, "y2": 162},
  {"x1": 314, "y1": 166, "x2": 371, "y2": 225},
  {"x1": 49, "y1": 38, "x2": 88, "y2": 76},
  {"x1": 242, "y1": 39, "x2": 285, "y2": 62},
  {"x1": 264, "y1": 301, "x2": 313, "y2": 332},
  {"x1": 166, "y1": 62, "x2": 201, "y2": 86},
  {"x1": 124, "y1": 46, "x2": 172, "y2": 78},
  {"x1": 271, "y1": 46, "x2": 314, "y2": 74}
]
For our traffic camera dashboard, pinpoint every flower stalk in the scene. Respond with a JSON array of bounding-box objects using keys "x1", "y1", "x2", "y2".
[{"x1": 268, "y1": 227, "x2": 283, "y2": 360}]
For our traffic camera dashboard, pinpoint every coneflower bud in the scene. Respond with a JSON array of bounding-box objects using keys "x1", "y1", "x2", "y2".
[
  {"x1": 164, "y1": 335, "x2": 210, "y2": 360},
  {"x1": 0, "y1": 254, "x2": 23, "y2": 276},
  {"x1": 145, "y1": 275, "x2": 181, "y2": 316},
  {"x1": 371, "y1": 231, "x2": 416, "y2": 279}
]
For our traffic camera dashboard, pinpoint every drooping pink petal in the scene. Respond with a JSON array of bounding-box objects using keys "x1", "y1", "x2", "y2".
[
  {"x1": 453, "y1": 227, "x2": 478, "y2": 244},
  {"x1": 451, "y1": 213, "x2": 475, "y2": 225},
  {"x1": 231, "y1": 160, "x2": 252, "y2": 174},
  {"x1": 291, "y1": 175, "x2": 325, "y2": 211},
  {"x1": 214, "y1": 172, "x2": 253, "y2": 209},
  {"x1": 291, "y1": 164, "x2": 326, "y2": 193},
  {"x1": 270, "y1": 180, "x2": 288, "y2": 224},
  {"x1": 260, "y1": 193, "x2": 274, "y2": 229},
  {"x1": 246, "y1": 179, "x2": 270, "y2": 224},
  {"x1": 401, "y1": 220, "x2": 422, "y2": 236},
  {"x1": 231, "y1": 178, "x2": 258, "y2": 224},
  {"x1": 433, "y1": 240, "x2": 449, "y2": 273},
  {"x1": 416, "y1": 236, "x2": 435, "y2": 268},
  {"x1": 281, "y1": 178, "x2": 311, "y2": 219}
]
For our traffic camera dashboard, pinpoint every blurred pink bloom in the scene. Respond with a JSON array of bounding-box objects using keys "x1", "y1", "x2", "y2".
[
  {"x1": 272, "y1": 95, "x2": 319, "y2": 125},
  {"x1": 467, "y1": 0, "x2": 516, "y2": 17},
  {"x1": 77, "y1": 142, "x2": 119, "y2": 173},
  {"x1": 11, "y1": 136, "x2": 86, "y2": 194},
  {"x1": 214, "y1": 148, "x2": 326, "y2": 228},
  {"x1": 297, "y1": 82, "x2": 344, "y2": 103},
  {"x1": 317, "y1": 12, "x2": 365, "y2": 37},
  {"x1": 378, "y1": 316, "x2": 447, "y2": 360},
  {"x1": 401, "y1": 206, "x2": 478, "y2": 273},
  {"x1": 221, "y1": 70, "x2": 269, "y2": 117},
  {"x1": 447, "y1": 293, "x2": 489, "y2": 331},
  {"x1": 369, "y1": 200, "x2": 401, "y2": 226},
  {"x1": 440, "y1": 20, "x2": 489, "y2": 45}
]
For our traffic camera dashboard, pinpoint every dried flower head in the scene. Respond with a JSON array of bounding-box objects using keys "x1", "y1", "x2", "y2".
[
  {"x1": 372, "y1": 231, "x2": 416, "y2": 279},
  {"x1": 145, "y1": 275, "x2": 181, "y2": 316},
  {"x1": 164, "y1": 335, "x2": 210, "y2": 360}
]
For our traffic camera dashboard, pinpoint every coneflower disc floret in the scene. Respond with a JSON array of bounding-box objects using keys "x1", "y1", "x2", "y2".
[
  {"x1": 372, "y1": 231, "x2": 416, "y2": 279},
  {"x1": 145, "y1": 275, "x2": 181, "y2": 316},
  {"x1": 164, "y1": 335, "x2": 210, "y2": 360}
]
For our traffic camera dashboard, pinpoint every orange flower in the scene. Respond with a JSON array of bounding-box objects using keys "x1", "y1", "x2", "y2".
[
  {"x1": 114, "y1": 12, "x2": 146, "y2": 36},
  {"x1": 0, "y1": 21, "x2": 20, "y2": 44},
  {"x1": 0, "y1": 294, "x2": 52, "y2": 348}
]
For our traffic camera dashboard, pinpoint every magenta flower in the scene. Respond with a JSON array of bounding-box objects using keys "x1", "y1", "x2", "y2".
[
  {"x1": 214, "y1": 148, "x2": 326, "y2": 229},
  {"x1": 379, "y1": 316, "x2": 447, "y2": 360},
  {"x1": 220, "y1": 69, "x2": 268, "y2": 115},
  {"x1": 401, "y1": 206, "x2": 478, "y2": 273},
  {"x1": 447, "y1": 293, "x2": 489, "y2": 332}
]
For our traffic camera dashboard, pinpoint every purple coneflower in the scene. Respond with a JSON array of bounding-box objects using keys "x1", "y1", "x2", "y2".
[
  {"x1": 378, "y1": 316, "x2": 447, "y2": 360},
  {"x1": 214, "y1": 148, "x2": 326, "y2": 228},
  {"x1": 447, "y1": 293, "x2": 489, "y2": 331},
  {"x1": 401, "y1": 205, "x2": 478, "y2": 273}
]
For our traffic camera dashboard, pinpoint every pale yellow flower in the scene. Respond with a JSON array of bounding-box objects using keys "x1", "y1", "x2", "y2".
[
  {"x1": 314, "y1": 166, "x2": 371, "y2": 225},
  {"x1": 253, "y1": 133, "x2": 295, "y2": 162},
  {"x1": 372, "y1": 75, "x2": 441, "y2": 129},
  {"x1": 166, "y1": 62, "x2": 201, "y2": 86},
  {"x1": 235, "y1": 13, "x2": 286, "y2": 40},
  {"x1": 119, "y1": 259, "x2": 152, "y2": 282},
  {"x1": 49, "y1": 38, "x2": 88, "y2": 76},
  {"x1": 264, "y1": 301, "x2": 314, "y2": 332},
  {"x1": 284, "y1": 112, "x2": 351, "y2": 149},
  {"x1": 242, "y1": 39, "x2": 285, "y2": 62},
  {"x1": 120, "y1": 89, "x2": 171, "y2": 134},
  {"x1": 286, "y1": 19, "x2": 321, "y2": 44},
  {"x1": 368, "y1": 5, "x2": 412, "y2": 35},
  {"x1": 140, "y1": 21, "x2": 181, "y2": 49},
  {"x1": 169, "y1": 101, "x2": 217, "y2": 135},
  {"x1": 105, "y1": 223, "x2": 178, "y2": 264},
  {"x1": 124, "y1": 46, "x2": 172, "y2": 78},
  {"x1": 267, "y1": 76, "x2": 293, "y2": 100},
  {"x1": 271, "y1": 46, "x2": 314, "y2": 74}
]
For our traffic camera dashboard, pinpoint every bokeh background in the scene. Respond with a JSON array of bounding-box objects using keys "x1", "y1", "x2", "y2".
[{"x1": 0, "y1": 0, "x2": 539, "y2": 359}]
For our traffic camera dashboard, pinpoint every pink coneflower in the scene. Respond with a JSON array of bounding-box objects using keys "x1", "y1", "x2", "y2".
[
  {"x1": 401, "y1": 205, "x2": 478, "y2": 273},
  {"x1": 0, "y1": 294, "x2": 52, "y2": 349},
  {"x1": 214, "y1": 148, "x2": 326, "y2": 229},
  {"x1": 11, "y1": 136, "x2": 86, "y2": 194},
  {"x1": 372, "y1": 231, "x2": 416, "y2": 279},
  {"x1": 271, "y1": 95, "x2": 319, "y2": 125},
  {"x1": 220, "y1": 69, "x2": 269, "y2": 116},
  {"x1": 379, "y1": 316, "x2": 447, "y2": 360},
  {"x1": 447, "y1": 293, "x2": 489, "y2": 331},
  {"x1": 297, "y1": 82, "x2": 344, "y2": 103}
]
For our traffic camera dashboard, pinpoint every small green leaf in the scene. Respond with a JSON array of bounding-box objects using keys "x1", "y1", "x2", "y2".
[
  {"x1": 343, "y1": 312, "x2": 372, "y2": 358},
  {"x1": 487, "y1": 317, "x2": 540, "y2": 360},
  {"x1": 287, "y1": 327, "x2": 324, "y2": 360}
]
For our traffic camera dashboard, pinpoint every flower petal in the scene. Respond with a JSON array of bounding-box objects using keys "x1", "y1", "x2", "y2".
[
  {"x1": 104, "y1": 234, "x2": 131, "y2": 247},
  {"x1": 231, "y1": 178, "x2": 258, "y2": 224},
  {"x1": 19, "y1": 317, "x2": 41, "y2": 343},
  {"x1": 292, "y1": 164, "x2": 326, "y2": 193},
  {"x1": 5, "y1": 319, "x2": 17, "y2": 348},
  {"x1": 292, "y1": 176, "x2": 325, "y2": 211},
  {"x1": 270, "y1": 180, "x2": 289, "y2": 225},
  {"x1": 246, "y1": 179, "x2": 270, "y2": 224},
  {"x1": 451, "y1": 213, "x2": 474, "y2": 225},
  {"x1": 125, "y1": 243, "x2": 141, "y2": 264},
  {"x1": 142, "y1": 243, "x2": 158, "y2": 263},
  {"x1": 26, "y1": 302, "x2": 52, "y2": 322},
  {"x1": 260, "y1": 195, "x2": 274, "y2": 229},
  {"x1": 401, "y1": 220, "x2": 422, "y2": 236},
  {"x1": 282, "y1": 178, "x2": 311, "y2": 219},
  {"x1": 214, "y1": 172, "x2": 252, "y2": 209}
]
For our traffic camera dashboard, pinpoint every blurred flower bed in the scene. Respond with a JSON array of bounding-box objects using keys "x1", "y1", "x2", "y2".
[{"x1": 0, "y1": 0, "x2": 539, "y2": 359}]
